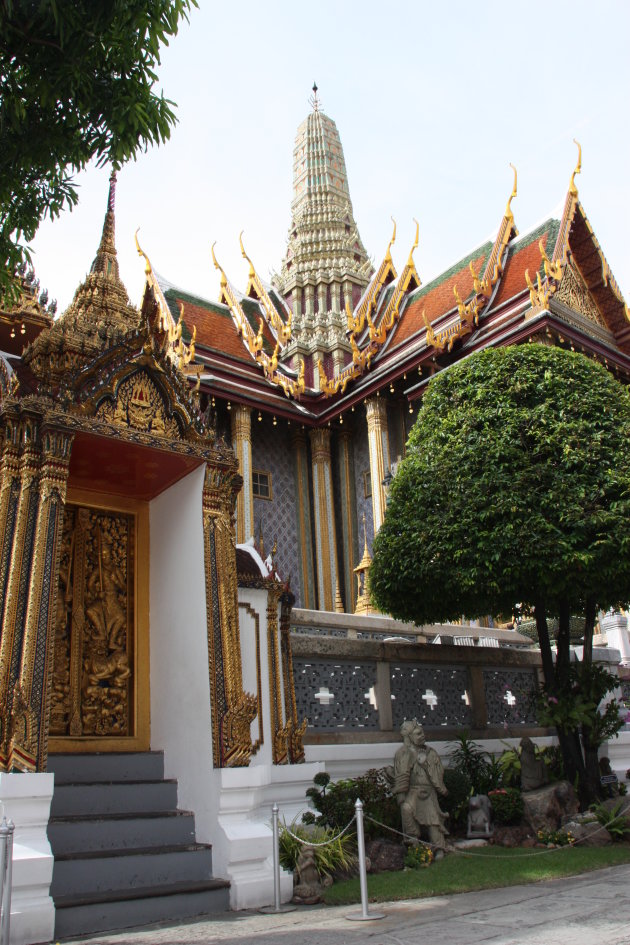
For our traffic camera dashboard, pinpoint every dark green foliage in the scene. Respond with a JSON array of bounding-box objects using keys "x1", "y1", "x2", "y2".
[
  {"x1": 370, "y1": 345, "x2": 630, "y2": 623},
  {"x1": 441, "y1": 766, "x2": 472, "y2": 829},
  {"x1": 488, "y1": 787, "x2": 524, "y2": 825},
  {"x1": 589, "y1": 800, "x2": 630, "y2": 841},
  {"x1": 538, "y1": 664, "x2": 624, "y2": 746},
  {"x1": 304, "y1": 769, "x2": 401, "y2": 841},
  {"x1": 370, "y1": 345, "x2": 630, "y2": 804},
  {"x1": 447, "y1": 732, "x2": 503, "y2": 795},
  {"x1": 0, "y1": 0, "x2": 197, "y2": 301}
]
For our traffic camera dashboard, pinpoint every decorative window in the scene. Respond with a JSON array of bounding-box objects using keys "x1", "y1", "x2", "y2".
[
  {"x1": 362, "y1": 470, "x2": 372, "y2": 498},
  {"x1": 252, "y1": 470, "x2": 272, "y2": 500}
]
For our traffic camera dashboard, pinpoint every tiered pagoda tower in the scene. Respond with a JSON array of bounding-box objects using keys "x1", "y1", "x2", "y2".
[{"x1": 274, "y1": 85, "x2": 372, "y2": 380}]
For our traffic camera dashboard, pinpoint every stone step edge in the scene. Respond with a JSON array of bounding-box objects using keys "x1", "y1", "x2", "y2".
[
  {"x1": 53, "y1": 877, "x2": 230, "y2": 910},
  {"x1": 52, "y1": 778, "x2": 178, "y2": 788},
  {"x1": 49, "y1": 809, "x2": 193, "y2": 824},
  {"x1": 54, "y1": 842, "x2": 212, "y2": 862}
]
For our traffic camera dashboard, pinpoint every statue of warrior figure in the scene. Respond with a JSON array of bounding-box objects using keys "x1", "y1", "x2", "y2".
[{"x1": 391, "y1": 720, "x2": 449, "y2": 856}]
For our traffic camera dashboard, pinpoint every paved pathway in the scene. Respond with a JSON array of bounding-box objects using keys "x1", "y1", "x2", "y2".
[{"x1": 63, "y1": 865, "x2": 630, "y2": 945}]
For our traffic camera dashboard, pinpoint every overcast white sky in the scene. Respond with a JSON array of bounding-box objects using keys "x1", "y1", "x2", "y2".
[{"x1": 29, "y1": 0, "x2": 630, "y2": 316}]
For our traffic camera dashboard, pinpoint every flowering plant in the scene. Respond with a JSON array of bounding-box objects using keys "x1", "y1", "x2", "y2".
[
  {"x1": 537, "y1": 827, "x2": 575, "y2": 846},
  {"x1": 488, "y1": 787, "x2": 523, "y2": 825},
  {"x1": 404, "y1": 844, "x2": 434, "y2": 868}
]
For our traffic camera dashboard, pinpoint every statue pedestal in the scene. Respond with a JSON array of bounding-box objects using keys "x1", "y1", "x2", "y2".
[
  {"x1": 600, "y1": 612, "x2": 630, "y2": 666},
  {"x1": 0, "y1": 772, "x2": 55, "y2": 945}
]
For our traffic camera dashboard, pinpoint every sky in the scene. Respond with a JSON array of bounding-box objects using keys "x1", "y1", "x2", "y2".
[{"x1": 29, "y1": 0, "x2": 630, "y2": 317}]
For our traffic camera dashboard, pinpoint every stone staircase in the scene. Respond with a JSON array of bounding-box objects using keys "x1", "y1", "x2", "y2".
[{"x1": 47, "y1": 752, "x2": 229, "y2": 939}]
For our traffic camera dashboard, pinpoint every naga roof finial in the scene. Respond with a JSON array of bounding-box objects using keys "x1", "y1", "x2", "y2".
[
  {"x1": 569, "y1": 139, "x2": 582, "y2": 197},
  {"x1": 407, "y1": 219, "x2": 419, "y2": 268},
  {"x1": 211, "y1": 242, "x2": 228, "y2": 288},
  {"x1": 239, "y1": 231, "x2": 255, "y2": 280},
  {"x1": 506, "y1": 163, "x2": 518, "y2": 217},
  {"x1": 386, "y1": 217, "x2": 397, "y2": 263}
]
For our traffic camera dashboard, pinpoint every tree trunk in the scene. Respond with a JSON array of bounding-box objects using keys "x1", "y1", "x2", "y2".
[
  {"x1": 555, "y1": 598, "x2": 572, "y2": 687},
  {"x1": 581, "y1": 596, "x2": 603, "y2": 803},
  {"x1": 535, "y1": 599, "x2": 555, "y2": 690}
]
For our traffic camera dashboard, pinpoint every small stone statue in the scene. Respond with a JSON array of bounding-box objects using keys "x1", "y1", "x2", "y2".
[
  {"x1": 292, "y1": 844, "x2": 325, "y2": 904},
  {"x1": 520, "y1": 737, "x2": 548, "y2": 792},
  {"x1": 389, "y1": 720, "x2": 449, "y2": 856},
  {"x1": 467, "y1": 794, "x2": 492, "y2": 838}
]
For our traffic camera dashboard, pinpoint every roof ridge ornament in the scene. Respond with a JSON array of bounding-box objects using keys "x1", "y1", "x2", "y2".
[
  {"x1": 240, "y1": 231, "x2": 292, "y2": 346},
  {"x1": 309, "y1": 81, "x2": 320, "y2": 112},
  {"x1": 506, "y1": 163, "x2": 517, "y2": 218},
  {"x1": 569, "y1": 139, "x2": 582, "y2": 197}
]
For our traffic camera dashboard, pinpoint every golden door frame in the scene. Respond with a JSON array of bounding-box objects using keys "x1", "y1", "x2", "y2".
[{"x1": 48, "y1": 487, "x2": 150, "y2": 753}]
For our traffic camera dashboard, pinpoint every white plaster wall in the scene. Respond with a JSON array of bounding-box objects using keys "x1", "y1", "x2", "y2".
[
  {"x1": 149, "y1": 465, "x2": 219, "y2": 845},
  {"x1": 150, "y1": 469, "x2": 320, "y2": 908},
  {"x1": 0, "y1": 772, "x2": 54, "y2": 945}
]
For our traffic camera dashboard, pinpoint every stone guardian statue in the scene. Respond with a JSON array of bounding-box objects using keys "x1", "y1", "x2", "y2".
[{"x1": 390, "y1": 720, "x2": 449, "y2": 856}]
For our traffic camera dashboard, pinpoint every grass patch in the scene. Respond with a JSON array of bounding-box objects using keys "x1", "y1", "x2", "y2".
[{"x1": 323, "y1": 845, "x2": 630, "y2": 905}]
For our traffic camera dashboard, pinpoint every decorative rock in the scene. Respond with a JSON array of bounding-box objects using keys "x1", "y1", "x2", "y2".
[
  {"x1": 563, "y1": 819, "x2": 612, "y2": 847},
  {"x1": 522, "y1": 781, "x2": 579, "y2": 832},
  {"x1": 491, "y1": 825, "x2": 533, "y2": 847},
  {"x1": 365, "y1": 839, "x2": 406, "y2": 873}
]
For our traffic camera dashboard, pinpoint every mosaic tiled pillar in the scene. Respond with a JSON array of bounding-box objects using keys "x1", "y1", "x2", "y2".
[
  {"x1": 12, "y1": 429, "x2": 73, "y2": 772},
  {"x1": 0, "y1": 418, "x2": 42, "y2": 769},
  {"x1": 202, "y1": 463, "x2": 256, "y2": 767},
  {"x1": 291, "y1": 430, "x2": 316, "y2": 609},
  {"x1": 365, "y1": 396, "x2": 391, "y2": 534},
  {"x1": 309, "y1": 428, "x2": 339, "y2": 612},
  {"x1": 336, "y1": 430, "x2": 358, "y2": 613},
  {"x1": 230, "y1": 404, "x2": 254, "y2": 544}
]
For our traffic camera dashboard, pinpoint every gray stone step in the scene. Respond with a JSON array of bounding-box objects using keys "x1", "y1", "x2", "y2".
[
  {"x1": 48, "y1": 810, "x2": 196, "y2": 855},
  {"x1": 51, "y1": 779, "x2": 178, "y2": 817},
  {"x1": 54, "y1": 879, "x2": 230, "y2": 939},
  {"x1": 48, "y1": 751, "x2": 165, "y2": 783},
  {"x1": 51, "y1": 845, "x2": 215, "y2": 897}
]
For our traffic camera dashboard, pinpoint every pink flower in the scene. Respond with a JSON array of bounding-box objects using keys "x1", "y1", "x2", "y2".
[{"x1": 547, "y1": 696, "x2": 559, "y2": 705}]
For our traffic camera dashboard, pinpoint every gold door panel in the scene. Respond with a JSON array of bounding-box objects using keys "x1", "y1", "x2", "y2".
[{"x1": 49, "y1": 490, "x2": 149, "y2": 753}]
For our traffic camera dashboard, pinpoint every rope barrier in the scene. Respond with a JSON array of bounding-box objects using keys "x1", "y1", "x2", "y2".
[
  {"x1": 363, "y1": 811, "x2": 620, "y2": 859},
  {"x1": 281, "y1": 815, "x2": 357, "y2": 847}
]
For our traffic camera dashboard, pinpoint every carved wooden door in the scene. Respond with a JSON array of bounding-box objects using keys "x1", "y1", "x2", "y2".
[{"x1": 50, "y1": 502, "x2": 136, "y2": 742}]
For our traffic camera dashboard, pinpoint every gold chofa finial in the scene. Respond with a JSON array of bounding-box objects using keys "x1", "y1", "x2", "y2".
[
  {"x1": 506, "y1": 163, "x2": 517, "y2": 216},
  {"x1": 386, "y1": 217, "x2": 397, "y2": 262},
  {"x1": 569, "y1": 139, "x2": 582, "y2": 196},
  {"x1": 211, "y1": 242, "x2": 228, "y2": 287},
  {"x1": 134, "y1": 229, "x2": 152, "y2": 276},
  {"x1": 239, "y1": 231, "x2": 255, "y2": 279},
  {"x1": 407, "y1": 219, "x2": 419, "y2": 268}
]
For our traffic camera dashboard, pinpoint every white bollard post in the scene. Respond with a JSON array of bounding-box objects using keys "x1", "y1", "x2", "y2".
[
  {"x1": 259, "y1": 803, "x2": 296, "y2": 914},
  {"x1": 346, "y1": 799, "x2": 385, "y2": 922},
  {"x1": 0, "y1": 818, "x2": 14, "y2": 945}
]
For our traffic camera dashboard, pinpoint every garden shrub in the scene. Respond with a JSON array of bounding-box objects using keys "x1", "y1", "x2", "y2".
[
  {"x1": 303, "y1": 769, "x2": 401, "y2": 841},
  {"x1": 488, "y1": 787, "x2": 524, "y2": 825}
]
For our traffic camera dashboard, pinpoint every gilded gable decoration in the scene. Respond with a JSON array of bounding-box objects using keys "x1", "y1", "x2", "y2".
[
  {"x1": 426, "y1": 167, "x2": 519, "y2": 354},
  {"x1": 555, "y1": 259, "x2": 607, "y2": 328},
  {"x1": 95, "y1": 370, "x2": 179, "y2": 437}
]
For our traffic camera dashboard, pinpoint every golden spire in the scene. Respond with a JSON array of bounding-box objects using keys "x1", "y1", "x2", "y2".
[
  {"x1": 334, "y1": 583, "x2": 344, "y2": 614},
  {"x1": 89, "y1": 169, "x2": 120, "y2": 280},
  {"x1": 569, "y1": 139, "x2": 582, "y2": 197}
]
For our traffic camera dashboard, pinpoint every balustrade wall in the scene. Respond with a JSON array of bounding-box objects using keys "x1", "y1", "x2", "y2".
[{"x1": 290, "y1": 619, "x2": 545, "y2": 744}]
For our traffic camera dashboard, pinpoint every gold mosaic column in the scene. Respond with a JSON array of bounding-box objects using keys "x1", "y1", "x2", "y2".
[
  {"x1": 10, "y1": 428, "x2": 73, "y2": 772},
  {"x1": 0, "y1": 418, "x2": 42, "y2": 768},
  {"x1": 0, "y1": 419, "x2": 23, "y2": 622},
  {"x1": 230, "y1": 404, "x2": 254, "y2": 544},
  {"x1": 291, "y1": 430, "x2": 316, "y2": 608},
  {"x1": 202, "y1": 462, "x2": 256, "y2": 767},
  {"x1": 309, "y1": 428, "x2": 339, "y2": 611},
  {"x1": 279, "y1": 589, "x2": 306, "y2": 763},
  {"x1": 336, "y1": 430, "x2": 358, "y2": 612},
  {"x1": 365, "y1": 396, "x2": 391, "y2": 534}
]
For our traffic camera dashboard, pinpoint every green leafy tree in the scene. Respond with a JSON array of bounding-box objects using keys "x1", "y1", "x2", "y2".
[
  {"x1": 370, "y1": 345, "x2": 630, "y2": 805},
  {"x1": 0, "y1": 0, "x2": 196, "y2": 301}
]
